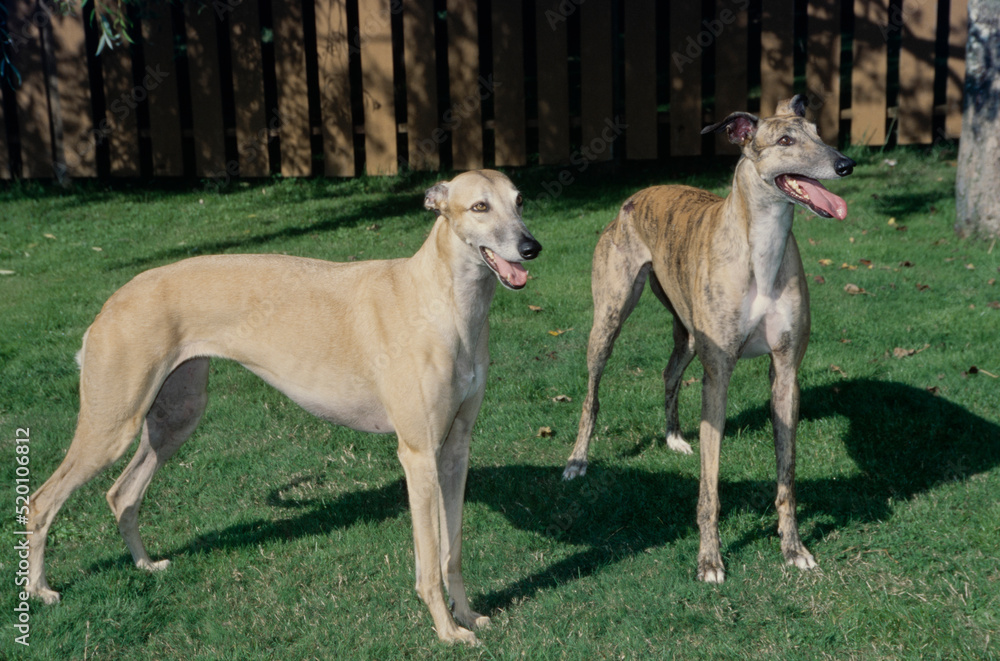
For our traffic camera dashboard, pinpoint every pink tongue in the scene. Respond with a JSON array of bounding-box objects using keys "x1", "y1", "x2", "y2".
[
  {"x1": 493, "y1": 253, "x2": 528, "y2": 287},
  {"x1": 797, "y1": 177, "x2": 848, "y2": 220}
]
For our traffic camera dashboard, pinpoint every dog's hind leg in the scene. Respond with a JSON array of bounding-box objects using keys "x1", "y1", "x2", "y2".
[
  {"x1": 564, "y1": 223, "x2": 652, "y2": 480},
  {"x1": 650, "y1": 276, "x2": 696, "y2": 455},
  {"x1": 27, "y1": 384, "x2": 152, "y2": 603},
  {"x1": 106, "y1": 357, "x2": 209, "y2": 572}
]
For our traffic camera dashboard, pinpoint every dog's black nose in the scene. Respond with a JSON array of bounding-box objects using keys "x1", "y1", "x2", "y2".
[
  {"x1": 835, "y1": 157, "x2": 856, "y2": 177},
  {"x1": 519, "y1": 236, "x2": 542, "y2": 260}
]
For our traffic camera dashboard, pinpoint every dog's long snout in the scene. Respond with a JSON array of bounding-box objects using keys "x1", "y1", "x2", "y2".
[
  {"x1": 835, "y1": 157, "x2": 856, "y2": 177},
  {"x1": 519, "y1": 235, "x2": 542, "y2": 260}
]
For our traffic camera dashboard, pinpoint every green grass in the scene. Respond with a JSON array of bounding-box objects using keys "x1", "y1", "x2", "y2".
[{"x1": 1, "y1": 148, "x2": 998, "y2": 659}]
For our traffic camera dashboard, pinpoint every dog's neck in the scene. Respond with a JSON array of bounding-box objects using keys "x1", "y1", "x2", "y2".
[
  {"x1": 726, "y1": 157, "x2": 795, "y2": 301},
  {"x1": 409, "y1": 217, "x2": 496, "y2": 347}
]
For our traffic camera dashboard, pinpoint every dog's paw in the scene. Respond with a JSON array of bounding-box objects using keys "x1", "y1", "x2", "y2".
[
  {"x1": 784, "y1": 547, "x2": 817, "y2": 571},
  {"x1": 666, "y1": 433, "x2": 693, "y2": 455},
  {"x1": 136, "y1": 558, "x2": 171, "y2": 572},
  {"x1": 454, "y1": 607, "x2": 491, "y2": 631},
  {"x1": 696, "y1": 558, "x2": 726, "y2": 584},
  {"x1": 32, "y1": 587, "x2": 62, "y2": 605},
  {"x1": 437, "y1": 624, "x2": 480, "y2": 646},
  {"x1": 562, "y1": 460, "x2": 588, "y2": 480}
]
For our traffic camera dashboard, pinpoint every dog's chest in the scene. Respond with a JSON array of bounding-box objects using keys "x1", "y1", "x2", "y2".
[{"x1": 739, "y1": 207, "x2": 795, "y2": 356}]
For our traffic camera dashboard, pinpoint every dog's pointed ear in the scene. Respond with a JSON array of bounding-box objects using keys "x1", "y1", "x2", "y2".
[
  {"x1": 423, "y1": 182, "x2": 449, "y2": 215},
  {"x1": 701, "y1": 111, "x2": 759, "y2": 146},
  {"x1": 775, "y1": 95, "x2": 807, "y2": 118}
]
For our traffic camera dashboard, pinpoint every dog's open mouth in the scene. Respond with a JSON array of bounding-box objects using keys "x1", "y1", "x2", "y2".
[
  {"x1": 480, "y1": 247, "x2": 528, "y2": 290},
  {"x1": 775, "y1": 174, "x2": 848, "y2": 220}
]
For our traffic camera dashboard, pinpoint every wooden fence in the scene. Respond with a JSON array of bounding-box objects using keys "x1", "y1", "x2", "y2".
[{"x1": 0, "y1": 0, "x2": 968, "y2": 181}]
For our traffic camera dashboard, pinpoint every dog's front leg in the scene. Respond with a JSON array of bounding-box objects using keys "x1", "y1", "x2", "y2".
[
  {"x1": 436, "y1": 403, "x2": 490, "y2": 632},
  {"x1": 397, "y1": 437, "x2": 478, "y2": 645},
  {"x1": 695, "y1": 354, "x2": 734, "y2": 584},
  {"x1": 769, "y1": 356, "x2": 817, "y2": 571}
]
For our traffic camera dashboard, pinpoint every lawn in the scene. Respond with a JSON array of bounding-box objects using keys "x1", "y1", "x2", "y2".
[{"x1": 1, "y1": 146, "x2": 998, "y2": 659}]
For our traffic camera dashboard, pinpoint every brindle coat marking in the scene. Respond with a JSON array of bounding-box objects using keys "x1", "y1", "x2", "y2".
[{"x1": 563, "y1": 96, "x2": 855, "y2": 583}]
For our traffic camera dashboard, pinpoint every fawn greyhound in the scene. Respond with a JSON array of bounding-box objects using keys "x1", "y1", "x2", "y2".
[
  {"x1": 563, "y1": 96, "x2": 854, "y2": 583},
  {"x1": 26, "y1": 169, "x2": 541, "y2": 645}
]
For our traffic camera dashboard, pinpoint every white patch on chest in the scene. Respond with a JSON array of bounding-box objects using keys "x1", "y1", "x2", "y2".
[{"x1": 739, "y1": 205, "x2": 795, "y2": 358}]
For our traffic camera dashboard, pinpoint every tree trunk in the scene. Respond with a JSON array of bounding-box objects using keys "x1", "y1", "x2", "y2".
[{"x1": 955, "y1": 0, "x2": 1000, "y2": 239}]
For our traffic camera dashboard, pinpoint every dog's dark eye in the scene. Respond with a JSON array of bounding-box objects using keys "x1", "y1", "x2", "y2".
[
  {"x1": 515, "y1": 194, "x2": 523, "y2": 207},
  {"x1": 778, "y1": 136, "x2": 795, "y2": 146},
  {"x1": 472, "y1": 202, "x2": 488, "y2": 212}
]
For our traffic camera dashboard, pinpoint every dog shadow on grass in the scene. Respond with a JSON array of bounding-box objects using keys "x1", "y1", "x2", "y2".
[
  {"x1": 470, "y1": 379, "x2": 1000, "y2": 612},
  {"x1": 83, "y1": 380, "x2": 999, "y2": 616}
]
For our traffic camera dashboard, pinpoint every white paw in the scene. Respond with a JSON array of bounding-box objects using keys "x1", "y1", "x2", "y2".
[
  {"x1": 698, "y1": 568, "x2": 726, "y2": 584},
  {"x1": 438, "y1": 624, "x2": 480, "y2": 646},
  {"x1": 562, "y1": 460, "x2": 587, "y2": 480},
  {"x1": 137, "y1": 558, "x2": 171, "y2": 572},
  {"x1": 33, "y1": 587, "x2": 62, "y2": 605},
  {"x1": 786, "y1": 550, "x2": 817, "y2": 571},
  {"x1": 666, "y1": 433, "x2": 693, "y2": 455}
]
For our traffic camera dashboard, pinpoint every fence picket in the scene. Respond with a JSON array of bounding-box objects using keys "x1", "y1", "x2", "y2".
[
  {"x1": 806, "y1": 0, "x2": 841, "y2": 144},
  {"x1": 141, "y1": 4, "x2": 184, "y2": 177},
  {"x1": 230, "y1": 0, "x2": 270, "y2": 177},
  {"x1": 184, "y1": 3, "x2": 227, "y2": 177},
  {"x1": 851, "y1": 0, "x2": 889, "y2": 145},
  {"x1": 492, "y1": 0, "x2": 526, "y2": 166},
  {"x1": 761, "y1": 0, "x2": 795, "y2": 118},
  {"x1": 669, "y1": 1, "x2": 702, "y2": 155},
  {"x1": 11, "y1": 1, "x2": 54, "y2": 178},
  {"x1": 404, "y1": 0, "x2": 440, "y2": 171},
  {"x1": 315, "y1": 0, "x2": 355, "y2": 176},
  {"x1": 447, "y1": 0, "x2": 483, "y2": 170},
  {"x1": 101, "y1": 42, "x2": 141, "y2": 177},
  {"x1": 536, "y1": 0, "x2": 569, "y2": 165},
  {"x1": 51, "y1": 8, "x2": 95, "y2": 177},
  {"x1": 274, "y1": 0, "x2": 314, "y2": 176},
  {"x1": 358, "y1": 0, "x2": 396, "y2": 175},
  {"x1": 625, "y1": 0, "x2": 657, "y2": 160},
  {"x1": 945, "y1": 0, "x2": 967, "y2": 140},
  {"x1": 580, "y1": 0, "x2": 613, "y2": 163},
  {"x1": 714, "y1": 0, "x2": 750, "y2": 154},
  {"x1": 898, "y1": 0, "x2": 937, "y2": 144}
]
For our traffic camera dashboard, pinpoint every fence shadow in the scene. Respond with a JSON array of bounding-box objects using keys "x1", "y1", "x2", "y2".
[{"x1": 82, "y1": 380, "x2": 998, "y2": 615}]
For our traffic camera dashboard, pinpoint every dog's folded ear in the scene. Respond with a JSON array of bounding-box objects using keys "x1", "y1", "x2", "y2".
[
  {"x1": 775, "y1": 95, "x2": 807, "y2": 118},
  {"x1": 701, "y1": 111, "x2": 759, "y2": 146},
  {"x1": 424, "y1": 182, "x2": 449, "y2": 214}
]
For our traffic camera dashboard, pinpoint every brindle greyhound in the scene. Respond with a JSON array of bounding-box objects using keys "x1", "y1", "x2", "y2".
[
  {"x1": 26, "y1": 169, "x2": 541, "y2": 645},
  {"x1": 563, "y1": 96, "x2": 854, "y2": 583}
]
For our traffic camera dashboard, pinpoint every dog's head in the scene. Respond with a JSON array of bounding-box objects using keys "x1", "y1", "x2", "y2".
[
  {"x1": 702, "y1": 95, "x2": 855, "y2": 220},
  {"x1": 423, "y1": 170, "x2": 542, "y2": 290}
]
